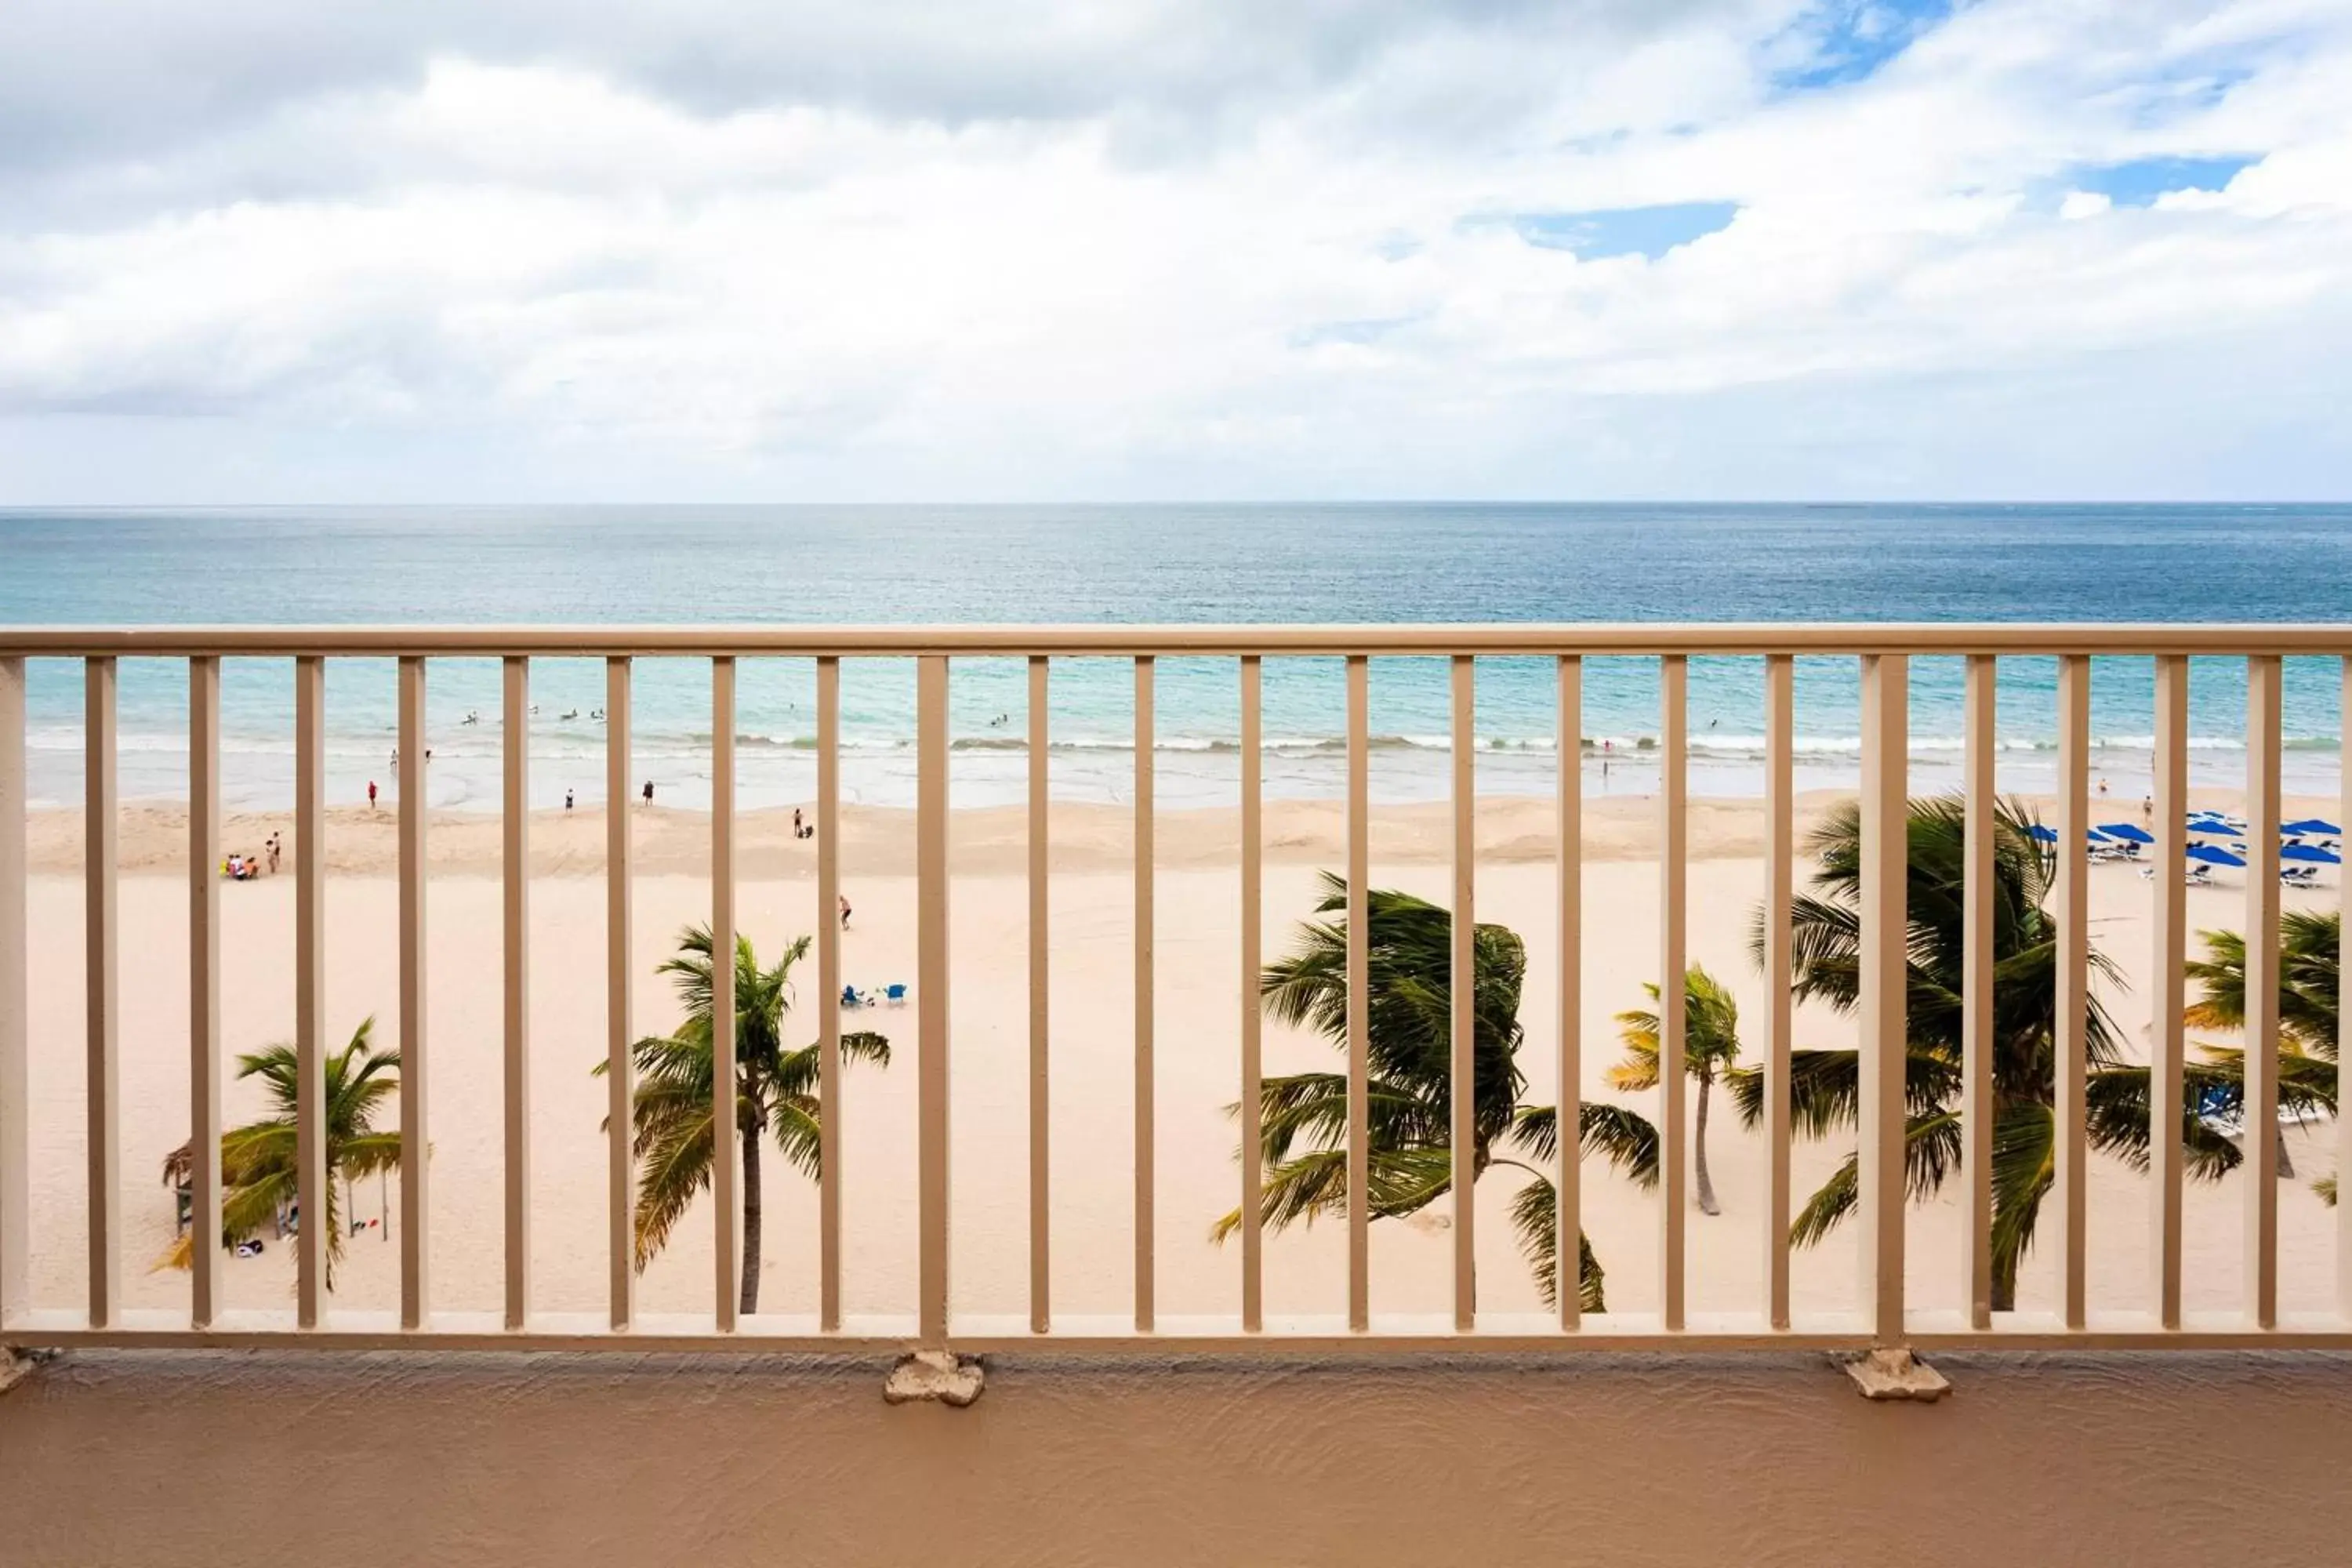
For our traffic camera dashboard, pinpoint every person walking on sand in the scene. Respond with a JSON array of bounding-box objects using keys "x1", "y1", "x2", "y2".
[
  {"x1": 565, "y1": 789, "x2": 574, "y2": 811},
  {"x1": 368, "y1": 780, "x2": 378, "y2": 811},
  {"x1": 266, "y1": 833, "x2": 281, "y2": 875},
  {"x1": 642, "y1": 779, "x2": 654, "y2": 806},
  {"x1": 839, "y1": 894, "x2": 851, "y2": 930}
]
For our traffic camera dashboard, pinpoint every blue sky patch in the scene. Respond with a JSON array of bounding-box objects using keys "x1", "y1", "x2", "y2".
[
  {"x1": 2068, "y1": 154, "x2": 2257, "y2": 206},
  {"x1": 1773, "y1": 0, "x2": 1955, "y2": 91},
  {"x1": 1512, "y1": 202, "x2": 1739, "y2": 261}
]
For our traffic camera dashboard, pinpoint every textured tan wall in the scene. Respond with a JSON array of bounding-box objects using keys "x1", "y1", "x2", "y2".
[{"x1": 4, "y1": 1350, "x2": 2350, "y2": 1566}]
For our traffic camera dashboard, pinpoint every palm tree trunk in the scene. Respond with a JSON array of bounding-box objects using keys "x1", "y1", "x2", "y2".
[
  {"x1": 2275, "y1": 1120, "x2": 2296, "y2": 1181},
  {"x1": 739, "y1": 1118, "x2": 763, "y2": 1316},
  {"x1": 1693, "y1": 1070, "x2": 1721, "y2": 1216}
]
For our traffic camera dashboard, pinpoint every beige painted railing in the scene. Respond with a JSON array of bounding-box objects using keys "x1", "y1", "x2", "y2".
[{"x1": 0, "y1": 625, "x2": 2347, "y2": 1355}]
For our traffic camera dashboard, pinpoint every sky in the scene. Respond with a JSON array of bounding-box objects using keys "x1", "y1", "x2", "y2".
[{"x1": 0, "y1": 0, "x2": 2347, "y2": 503}]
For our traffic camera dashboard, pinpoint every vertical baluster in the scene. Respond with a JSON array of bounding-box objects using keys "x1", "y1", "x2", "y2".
[
  {"x1": 189, "y1": 659, "x2": 223, "y2": 1328},
  {"x1": 85, "y1": 658, "x2": 120, "y2": 1328},
  {"x1": 1764, "y1": 654, "x2": 1795, "y2": 1330},
  {"x1": 2341, "y1": 656, "x2": 2352, "y2": 1325},
  {"x1": 0, "y1": 657, "x2": 21, "y2": 1331},
  {"x1": 2151, "y1": 655, "x2": 2188, "y2": 1329},
  {"x1": 1962, "y1": 655, "x2": 1995, "y2": 1327},
  {"x1": 1658, "y1": 655, "x2": 1687, "y2": 1331},
  {"x1": 1555, "y1": 655, "x2": 1581, "y2": 1330},
  {"x1": 1134, "y1": 656, "x2": 1155, "y2": 1333},
  {"x1": 397, "y1": 656, "x2": 429, "y2": 1330},
  {"x1": 294, "y1": 655, "x2": 326, "y2": 1329},
  {"x1": 604, "y1": 657, "x2": 633, "y2": 1332},
  {"x1": 502, "y1": 656, "x2": 531, "y2": 1331},
  {"x1": 1029, "y1": 655, "x2": 1051, "y2": 1334},
  {"x1": 711, "y1": 658, "x2": 738, "y2": 1330},
  {"x1": 1345, "y1": 655, "x2": 1370, "y2": 1331},
  {"x1": 817, "y1": 658, "x2": 842, "y2": 1330},
  {"x1": 1450, "y1": 656, "x2": 1476, "y2": 1330},
  {"x1": 2245, "y1": 655, "x2": 2281, "y2": 1330},
  {"x1": 916, "y1": 655, "x2": 950, "y2": 1348},
  {"x1": 2055, "y1": 655, "x2": 2090, "y2": 1329},
  {"x1": 1239, "y1": 655, "x2": 1263, "y2": 1333},
  {"x1": 1857, "y1": 652, "x2": 1907, "y2": 1346}
]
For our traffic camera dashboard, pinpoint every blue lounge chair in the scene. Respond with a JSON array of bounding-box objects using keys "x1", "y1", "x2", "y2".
[{"x1": 884, "y1": 983, "x2": 908, "y2": 1006}]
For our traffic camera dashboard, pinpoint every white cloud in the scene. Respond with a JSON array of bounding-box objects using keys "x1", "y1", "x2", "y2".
[{"x1": 0, "y1": 0, "x2": 2349, "y2": 499}]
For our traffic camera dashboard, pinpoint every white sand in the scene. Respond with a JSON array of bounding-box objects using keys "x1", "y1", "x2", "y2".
[{"x1": 17, "y1": 791, "x2": 2345, "y2": 1327}]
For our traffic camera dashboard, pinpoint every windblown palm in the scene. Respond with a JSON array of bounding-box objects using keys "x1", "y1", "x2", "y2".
[
  {"x1": 1613, "y1": 967, "x2": 1743, "y2": 1216},
  {"x1": 158, "y1": 1018, "x2": 401, "y2": 1283},
  {"x1": 1733, "y1": 796, "x2": 2328, "y2": 1310},
  {"x1": 602, "y1": 925, "x2": 888, "y2": 1313},
  {"x1": 2181, "y1": 910, "x2": 2339, "y2": 1192},
  {"x1": 1216, "y1": 873, "x2": 1657, "y2": 1313}
]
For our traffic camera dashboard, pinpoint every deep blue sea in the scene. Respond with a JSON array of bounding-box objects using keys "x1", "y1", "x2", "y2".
[{"x1": 2, "y1": 503, "x2": 2347, "y2": 811}]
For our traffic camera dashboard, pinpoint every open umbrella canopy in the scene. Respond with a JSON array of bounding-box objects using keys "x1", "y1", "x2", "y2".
[
  {"x1": 2189, "y1": 818, "x2": 2244, "y2": 838},
  {"x1": 2189, "y1": 843, "x2": 2247, "y2": 867},
  {"x1": 2281, "y1": 842, "x2": 2341, "y2": 864},
  {"x1": 2098, "y1": 822, "x2": 2155, "y2": 844},
  {"x1": 2285, "y1": 818, "x2": 2342, "y2": 837},
  {"x1": 2026, "y1": 823, "x2": 2059, "y2": 844}
]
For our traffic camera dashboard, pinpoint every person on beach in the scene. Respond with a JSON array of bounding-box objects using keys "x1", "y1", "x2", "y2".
[
  {"x1": 368, "y1": 780, "x2": 378, "y2": 811},
  {"x1": 266, "y1": 834, "x2": 281, "y2": 874},
  {"x1": 2143, "y1": 795, "x2": 2154, "y2": 822},
  {"x1": 565, "y1": 789, "x2": 574, "y2": 811},
  {"x1": 793, "y1": 808, "x2": 804, "y2": 837},
  {"x1": 839, "y1": 894, "x2": 851, "y2": 929},
  {"x1": 642, "y1": 779, "x2": 654, "y2": 806}
]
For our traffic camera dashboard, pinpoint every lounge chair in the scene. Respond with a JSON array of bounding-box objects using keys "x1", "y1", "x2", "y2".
[{"x1": 884, "y1": 983, "x2": 908, "y2": 1006}]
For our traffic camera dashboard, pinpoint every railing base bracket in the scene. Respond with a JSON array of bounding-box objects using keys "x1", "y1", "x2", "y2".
[
  {"x1": 1842, "y1": 1348, "x2": 1950, "y2": 1402},
  {"x1": 884, "y1": 1348, "x2": 985, "y2": 1407},
  {"x1": 0, "y1": 1345, "x2": 57, "y2": 1396}
]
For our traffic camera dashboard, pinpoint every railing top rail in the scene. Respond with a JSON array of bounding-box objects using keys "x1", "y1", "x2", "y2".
[{"x1": 3, "y1": 624, "x2": 2351, "y2": 658}]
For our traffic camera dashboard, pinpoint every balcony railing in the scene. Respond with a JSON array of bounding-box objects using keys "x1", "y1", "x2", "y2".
[{"x1": 0, "y1": 624, "x2": 2347, "y2": 1356}]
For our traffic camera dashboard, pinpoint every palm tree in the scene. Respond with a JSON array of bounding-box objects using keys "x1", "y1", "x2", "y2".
[
  {"x1": 1612, "y1": 967, "x2": 1743, "y2": 1216},
  {"x1": 2185, "y1": 910, "x2": 2339, "y2": 1052},
  {"x1": 1215, "y1": 873, "x2": 1657, "y2": 1313},
  {"x1": 157, "y1": 1018, "x2": 401, "y2": 1283},
  {"x1": 2180, "y1": 910, "x2": 2339, "y2": 1191},
  {"x1": 1734, "y1": 796, "x2": 2332, "y2": 1311},
  {"x1": 603, "y1": 924, "x2": 888, "y2": 1314}
]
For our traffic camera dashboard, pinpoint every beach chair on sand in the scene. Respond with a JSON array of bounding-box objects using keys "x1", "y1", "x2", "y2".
[
  {"x1": 884, "y1": 983, "x2": 907, "y2": 1006},
  {"x1": 841, "y1": 985, "x2": 866, "y2": 1009}
]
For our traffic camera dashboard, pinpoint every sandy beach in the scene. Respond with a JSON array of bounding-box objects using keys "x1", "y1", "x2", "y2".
[{"x1": 15, "y1": 786, "x2": 2345, "y2": 1327}]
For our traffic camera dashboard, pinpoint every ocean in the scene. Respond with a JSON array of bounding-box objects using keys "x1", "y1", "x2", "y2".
[{"x1": 2, "y1": 503, "x2": 2347, "y2": 812}]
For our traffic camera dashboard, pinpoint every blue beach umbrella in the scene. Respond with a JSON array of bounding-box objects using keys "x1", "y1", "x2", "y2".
[
  {"x1": 2098, "y1": 822, "x2": 2154, "y2": 844},
  {"x1": 2026, "y1": 823, "x2": 2059, "y2": 844},
  {"x1": 2189, "y1": 818, "x2": 2243, "y2": 838},
  {"x1": 2188, "y1": 843, "x2": 2246, "y2": 868},
  {"x1": 2281, "y1": 843, "x2": 2341, "y2": 864},
  {"x1": 2284, "y1": 818, "x2": 2341, "y2": 836}
]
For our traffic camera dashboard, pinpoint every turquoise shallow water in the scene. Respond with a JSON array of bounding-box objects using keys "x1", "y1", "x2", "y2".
[{"x1": 2, "y1": 503, "x2": 2347, "y2": 810}]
